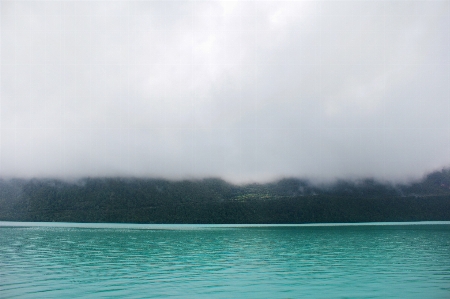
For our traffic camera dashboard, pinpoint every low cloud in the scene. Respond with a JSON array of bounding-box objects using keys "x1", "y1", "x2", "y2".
[{"x1": 1, "y1": 1, "x2": 449, "y2": 183}]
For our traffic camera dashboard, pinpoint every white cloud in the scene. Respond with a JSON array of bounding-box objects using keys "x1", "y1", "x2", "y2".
[{"x1": 1, "y1": 1, "x2": 449, "y2": 183}]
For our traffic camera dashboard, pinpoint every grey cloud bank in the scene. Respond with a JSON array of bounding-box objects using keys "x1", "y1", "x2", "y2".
[{"x1": 1, "y1": 1, "x2": 449, "y2": 183}]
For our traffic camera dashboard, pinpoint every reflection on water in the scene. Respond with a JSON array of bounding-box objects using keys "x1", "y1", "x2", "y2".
[{"x1": 1, "y1": 223, "x2": 449, "y2": 298}]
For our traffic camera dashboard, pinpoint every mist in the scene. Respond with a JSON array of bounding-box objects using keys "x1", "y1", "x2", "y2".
[{"x1": 1, "y1": 1, "x2": 449, "y2": 184}]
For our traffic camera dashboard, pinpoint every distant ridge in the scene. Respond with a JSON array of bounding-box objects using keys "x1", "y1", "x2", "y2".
[{"x1": 1, "y1": 169, "x2": 449, "y2": 224}]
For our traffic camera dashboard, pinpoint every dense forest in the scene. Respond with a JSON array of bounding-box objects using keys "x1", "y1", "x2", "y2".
[{"x1": 1, "y1": 169, "x2": 450, "y2": 224}]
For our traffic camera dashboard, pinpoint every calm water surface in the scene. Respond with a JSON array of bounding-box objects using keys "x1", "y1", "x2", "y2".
[{"x1": 1, "y1": 222, "x2": 449, "y2": 298}]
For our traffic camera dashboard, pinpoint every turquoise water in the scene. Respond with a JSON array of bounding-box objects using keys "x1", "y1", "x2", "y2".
[{"x1": 1, "y1": 222, "x2": 449, "y2": 298}]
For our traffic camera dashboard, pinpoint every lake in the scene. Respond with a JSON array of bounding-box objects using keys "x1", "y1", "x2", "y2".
[{"x1": 1, "y1": 222, "x2": 449, "y2": 298}]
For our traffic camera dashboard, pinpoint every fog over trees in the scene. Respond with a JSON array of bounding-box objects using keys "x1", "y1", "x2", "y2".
[
  {"x1": 1, "y1": 169, "x2": 449, "y2": 224},
  {"x1": 2, "y1": 2, "x2": 449, "y2": 224}
]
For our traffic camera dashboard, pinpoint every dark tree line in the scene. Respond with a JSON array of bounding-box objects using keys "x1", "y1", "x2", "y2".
[{"x1": 1, "y1": 169, "x2": 450, "y2": 223}]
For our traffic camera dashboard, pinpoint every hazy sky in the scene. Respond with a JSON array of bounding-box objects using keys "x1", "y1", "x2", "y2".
[{"x1": 1, "y1": 1, "x2": 449, "y2": 183}]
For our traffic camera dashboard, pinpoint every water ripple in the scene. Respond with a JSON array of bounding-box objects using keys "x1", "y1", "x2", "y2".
[{"x1": 1, "y1": 224, "x2": 449, "y2": 298}]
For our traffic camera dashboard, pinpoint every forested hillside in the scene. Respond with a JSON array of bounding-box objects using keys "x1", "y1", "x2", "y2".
[{"x1": 1, "y1": 169, "x2": 450, "y2": 223}]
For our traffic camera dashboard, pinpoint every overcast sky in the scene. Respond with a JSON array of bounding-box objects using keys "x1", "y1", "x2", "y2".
[{"x1": 1, "y1": 1, "x2": 449, "y2": 183}]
